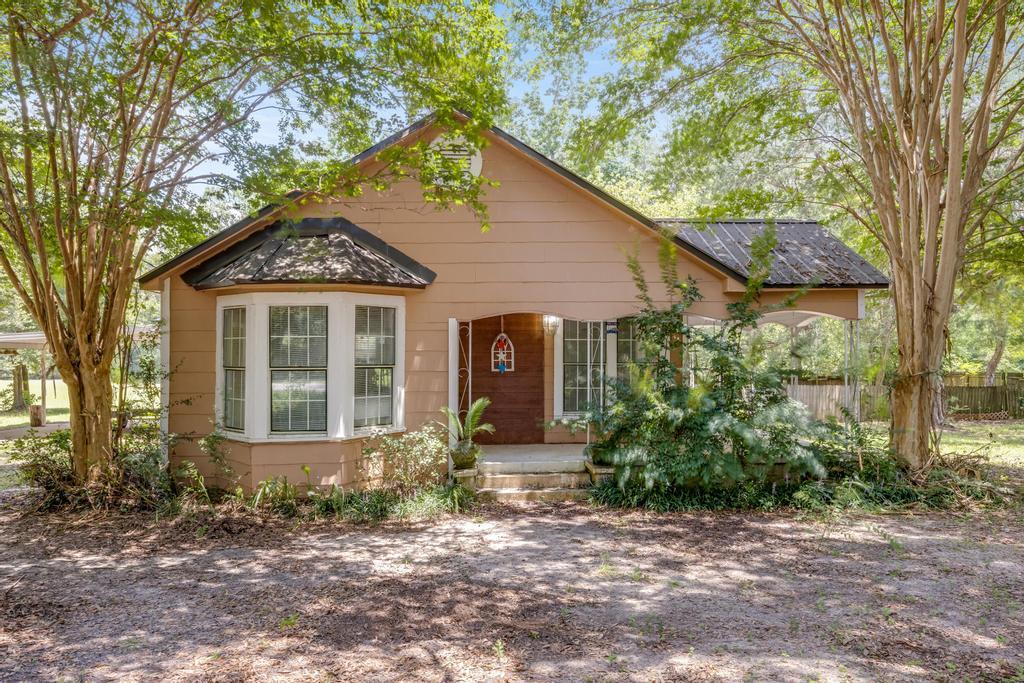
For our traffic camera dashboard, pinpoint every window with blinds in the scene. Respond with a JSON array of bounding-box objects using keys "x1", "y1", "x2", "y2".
[
  {"x1": 354, "y1": 305, "x2": 395, "y2": 428},
  {"x1": 222, "y1": 307, "x2": 246, "y2": 430},
  {"x1": 269, "y1": 305, "x2": 328, "y2": 432},
  {"x1": 563, "y1": 319, "x2": 605, "y2": 414}
]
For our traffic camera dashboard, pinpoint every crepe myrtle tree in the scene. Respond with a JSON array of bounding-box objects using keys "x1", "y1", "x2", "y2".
[
  {"x1": 0, "y1": 0, "x2": 508, "y2": 485},
  {"x1": 522, "y1": 0, "x2": 1024, "y2": 470}
]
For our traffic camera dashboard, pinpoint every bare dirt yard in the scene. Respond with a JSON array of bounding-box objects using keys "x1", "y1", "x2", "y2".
[{"x1": 0, "y1": 501, "x2": 1022, "y2": 682}]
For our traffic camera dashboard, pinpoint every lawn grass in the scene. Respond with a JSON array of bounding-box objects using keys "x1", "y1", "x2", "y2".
[
  {"x1": 0, "y1": 378, "x2": 71, "y2": 430},
  {"x1": 866, "y1": 419, "x2": 1024, "y2": 468},
  {"x1": 936, "y1": 420, "x2": 1024, "y2": 468}
]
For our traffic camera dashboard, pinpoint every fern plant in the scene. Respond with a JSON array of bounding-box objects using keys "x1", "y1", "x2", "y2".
[{"x1": 440, "y1": 397, "x2": 495, "y2": 469}]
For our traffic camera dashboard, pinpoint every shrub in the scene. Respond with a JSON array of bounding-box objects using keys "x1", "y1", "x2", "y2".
[
  {"x1": 8, "y1": 429, "x2": 77, "y2": 509},
  {"x1": 586, "y1": 230, "x2": 826, "y2": 493},
  {"x1": 303, "y1": 482, "x2": 473, "y2": 522},
  {"x1": 8, "y1": 423, "x2": 174, "y2": 510},
  {"x1": 361, "y1": 422, "x2": 449, "y2": 493},
  {"x1": 0, "y1": 385, "x2": 38, "y2": 412},
  {"x1": 250, "y1": 476, "x2": 301, "y2": 517}
]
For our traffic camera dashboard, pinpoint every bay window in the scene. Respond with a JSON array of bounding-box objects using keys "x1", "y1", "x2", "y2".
[
  {"x1": 221, "y1": 307, "x2": 246, "y2": 431},
  {"x1": 215, "y1": 293, "x2": 404, "y2": 442},
  {"x1": 269, "y1": 305, "x2": 328, "y2": 433},
  {"x1": 354, "y1": 305, "x2": 395, "y2": 428}
]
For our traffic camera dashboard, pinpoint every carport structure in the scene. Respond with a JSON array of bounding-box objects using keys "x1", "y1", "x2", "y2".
[{"x1": 0, "y1": 331, "x2": 50, "y2": 423}]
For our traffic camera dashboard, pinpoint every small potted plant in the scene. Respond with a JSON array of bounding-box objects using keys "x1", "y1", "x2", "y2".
[{"x1": 440, "y1": 397, "x2": 494, "y2": 470}]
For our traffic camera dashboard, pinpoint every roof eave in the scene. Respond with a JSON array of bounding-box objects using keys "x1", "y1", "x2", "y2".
[
  {"x1": 193, "y1": 278, "x2": 429, "y2": 291},
  {"x1": 761, "y1": 281, "x2": 890, "y2": 290}
]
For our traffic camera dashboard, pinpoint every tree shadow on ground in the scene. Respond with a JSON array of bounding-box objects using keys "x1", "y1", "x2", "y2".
[{"x1": 0, "y1": 502, "x2": 1021, "y2": 681}]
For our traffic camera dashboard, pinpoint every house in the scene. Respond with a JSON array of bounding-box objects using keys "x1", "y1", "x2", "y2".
[{"x1": 139, "y1": 114, "x2": 888, "y2": 492}]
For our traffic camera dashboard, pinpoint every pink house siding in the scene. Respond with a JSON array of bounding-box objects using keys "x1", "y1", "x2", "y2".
[{"x1": 155, "y1": 126, "x2": 867, "y2": 489}]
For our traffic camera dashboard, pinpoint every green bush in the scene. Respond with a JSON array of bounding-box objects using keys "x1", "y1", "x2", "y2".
[
  {"x1": 250, "y1": 476, "x2": 301, "y2": 517},
  {"x1": 9, "y1": 425, "x2": 175, "y2": 510},
  {"x1": 360, "y1": 422, "x2": 449, "y2": 493},
  {"x1": 591, "y1": 413, "x2": 1007, "y2": 513},
  {"x1": 8, "y1": 429, "x2": 77, "y2": 509},
  {"x1": 302, "y1": 482, "x2": 473, "y2": 522},
  {"x1": 585, "y1": 230, "x2": 826, "y2": 493}
]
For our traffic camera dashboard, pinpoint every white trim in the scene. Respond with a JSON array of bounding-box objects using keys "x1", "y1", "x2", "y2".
[
  {"x1": 447, "y1": 318, "x2": 458, "y2": 452},
  {"x1": 606, "y1": 320, "x2": 617, "y2": 381},
  {"x1": 553, "y1": 317, "x2": 564, "y2": 418},
  {"x1": 214, "y1": 291, "x2": 406, "y2": 443},
  {"x1": 160, "y1": 278, "x2": 170, "y2": 461}
]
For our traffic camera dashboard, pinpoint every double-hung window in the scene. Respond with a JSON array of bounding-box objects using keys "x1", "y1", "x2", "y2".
[
  {"x1": 354, "y1": 305, "x2": 396, "y2": 428},
  {"x1": 269, "y1": 305, "x2": 328, "y2": 432},
  {"x1": 562, "y1": 319, "x2": 605, "y2": 414},
  {"x1": 221, "y1": 307, "x2": 246, "y2": 431}
]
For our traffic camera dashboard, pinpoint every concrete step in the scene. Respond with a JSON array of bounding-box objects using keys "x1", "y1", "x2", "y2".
[
  {"x1": 477, "y1": 472, "x2": 592, "y2": 490},
  {"x1": 476, "y1": 487, "x2": 592, "y2": 503},
  {"x1": 477, "y1": 458, "x2": 588, "y2": 475}
]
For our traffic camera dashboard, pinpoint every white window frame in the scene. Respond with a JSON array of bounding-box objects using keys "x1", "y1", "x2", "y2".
[
  {"x1": 214, "y1": 291, "x2": 405, "y2": 443},
  {"x1": 554, "y1": 318, "x2": 613, "y2": 418},
  {"x1": 221, "y1": 306, "x2": 247, "y2": 432}
]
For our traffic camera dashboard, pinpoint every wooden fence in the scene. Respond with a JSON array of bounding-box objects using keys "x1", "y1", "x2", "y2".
[
  {"x1": 788, "y1": 381, "x2": 1024, "y2": 421},
  {"x1": 786, "y1": 383, "x2": 854, "y2": 421}
]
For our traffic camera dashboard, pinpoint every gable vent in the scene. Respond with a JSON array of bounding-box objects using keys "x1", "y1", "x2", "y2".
[{"x1": 431, "y1": 135, "x2": 483, "y2": 178}]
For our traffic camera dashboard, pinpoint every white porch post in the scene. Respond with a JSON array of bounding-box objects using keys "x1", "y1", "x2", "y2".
[
  {"x1": 447, "y1": 318, "x2": 459, "y2": 474},
  {"x1": 39, "y1": 347, "x2": 47, "y2": 423},
  {"x1": 160, "y1": 278, "x2": 170, "y2": 461},
  {"x1": 847, "y1": 320, "x2": 861, "y2": 421}
]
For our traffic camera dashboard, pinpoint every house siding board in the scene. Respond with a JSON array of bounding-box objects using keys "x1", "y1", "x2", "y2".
[{"x1": 163, "y1": 127, "x2": 873, "y2": 490}]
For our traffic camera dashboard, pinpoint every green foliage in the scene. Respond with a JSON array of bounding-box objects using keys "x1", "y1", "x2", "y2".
[
  {"x1": 250, "y1": 476, "x2": 302, "y2": 517},
  {"x1": 9, "y1": 426, "x2": 174, "y2": 510},
  {"x1": 592, "y1": 410, "x2": 1010, "y2": 512},
  {"x1": 587, "y1": 230, "x2": 826, "y2": 491},
  {"x1": 0, "y1": 385, "x2": 37, "y2": 412},
  {"x1": 8, "y1": 429, "x2": 77, "y2": 509},
  {"x1": 441, "y1": 397, "x2": 495, "y2": 469},
  {"x1": 300, "y1": 482, "x2": 474, "y2": 523},
  {"x1": 361, "y1": 422, "x2": 449, "y2": 493}
]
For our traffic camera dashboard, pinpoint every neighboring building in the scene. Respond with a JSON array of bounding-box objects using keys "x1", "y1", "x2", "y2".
[{"x1": 139, "y1": 114, "x2": 888, "y2": 490}]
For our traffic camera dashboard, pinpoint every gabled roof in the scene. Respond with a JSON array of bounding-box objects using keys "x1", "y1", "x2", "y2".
[
  {"x1": 182, "y1": 217, "x2": 436, "y2": 290},
  {"x1": 138, "y1": 116, "x2": 437, "y2": 286},
  {"x1": 659, "y1": 219, "x2": 889, "y2": 289},
  {"x1": 140, "y1": 111, "x2": 888, "y2": 291}
]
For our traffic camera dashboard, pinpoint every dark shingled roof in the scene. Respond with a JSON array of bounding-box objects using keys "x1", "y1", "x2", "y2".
[
  {"x1": 657, "y1": 219, "x2": 889, "y2": 289},
  {"x1": 182, "y1": 217, "x2": 436, "y2": 290}
]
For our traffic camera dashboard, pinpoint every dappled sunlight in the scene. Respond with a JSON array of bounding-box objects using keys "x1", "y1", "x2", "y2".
[{"x1": 1, "y1": 504, "x2": 1021, "y2": 680}]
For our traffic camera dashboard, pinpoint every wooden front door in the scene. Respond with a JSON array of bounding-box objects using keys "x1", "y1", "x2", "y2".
[{"x1": 469, "y1": 313, "x2": 545, "y2": 444}]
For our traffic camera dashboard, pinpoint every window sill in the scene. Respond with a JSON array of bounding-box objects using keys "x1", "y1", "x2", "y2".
[{"x1": 220, "y1": 428, "x2": 405, "y2": 445}]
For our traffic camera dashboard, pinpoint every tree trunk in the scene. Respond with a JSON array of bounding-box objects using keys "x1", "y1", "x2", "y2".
[
  {"x1": 889, "y1": 286, "x2": 948, "y2": 471},
  {"x1": 984, "y1": 328, "x2": 1007, "y2": 387},
  {"x1": 64, "y1": 368, "x2": 116, "y2": 484},
  {"x1": 11, "y1": 364, "x2": 28, "y2": 410},
  {"x1": 889, "y1": 372, "x2": 938, "y2": 471}
]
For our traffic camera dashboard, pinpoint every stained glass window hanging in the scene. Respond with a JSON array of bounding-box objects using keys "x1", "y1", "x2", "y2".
[{"x1": 491, "y1": 318, "x2": 514, "y2": 373}]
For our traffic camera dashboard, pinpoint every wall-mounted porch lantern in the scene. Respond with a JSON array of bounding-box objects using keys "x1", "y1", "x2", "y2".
[{"x1": 542, "y1": 314, "x2": 560, "y2": 337}]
